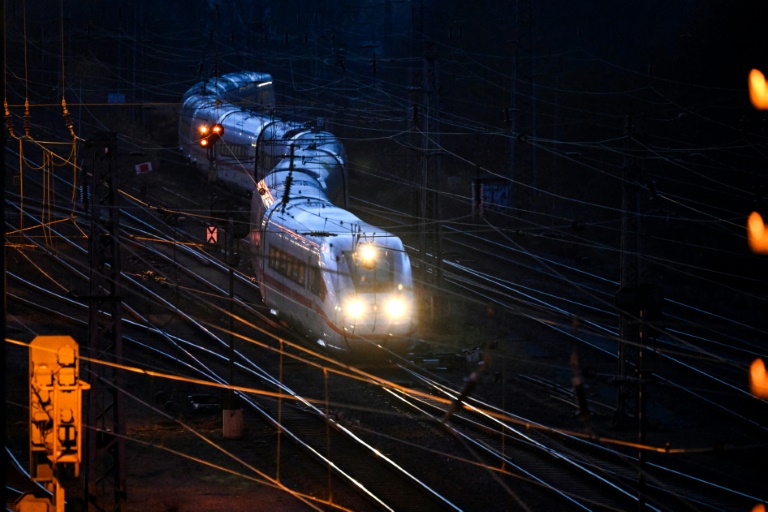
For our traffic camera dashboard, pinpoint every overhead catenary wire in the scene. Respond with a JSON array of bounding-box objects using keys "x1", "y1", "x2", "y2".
[
  {"x1": 9, "y1": 105, "x2": 764, "y2": 376},
  {"x1": 4, "y1": 162, "x2": 760, "y2": 446},
  {"x1": 7, "y1": 87, "x2": 768, "y2": 384},
  {"x1": 4, "y1": 4, "x2": 768, "y2": 508},
  {"x1": 4, "y1": 187, "x2": 760, "y2": 508}
]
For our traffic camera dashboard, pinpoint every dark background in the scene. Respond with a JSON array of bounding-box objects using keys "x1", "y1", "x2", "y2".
[
  {"x1": 6, "y1": 1, "x2": 768, "y2": 286},
  {"x1": 3, "y1": 0, "x2": 768, "y2": 509}
]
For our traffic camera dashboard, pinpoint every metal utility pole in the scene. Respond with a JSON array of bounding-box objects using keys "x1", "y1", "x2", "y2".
[
  {"x1": 222, "y1": 214, "x2": 243, "y2": 439},
  {"x1": 411, "y1": 0, "x2": 443, "y2": 321},
  {"x1": 613, "y1": 114, "x2": 660, "y2": 510},
  {"x1": 510, "y1": 0, "x2": 535, "y2": 219},
  {"x1": 84, "y1": 132, "x2": 126, "y2": 512},
  {"x1": 1, "y1": 4, "x2": 7, "y2": 505},
  {"x1": 420, "y1": 49, "x2": 443, "y2": 292},
  {"x1": 614, "y1": 115, "x2": 640, "y2": 425}
]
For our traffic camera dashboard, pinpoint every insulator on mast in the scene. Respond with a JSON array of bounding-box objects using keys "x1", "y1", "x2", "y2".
[
  {"x1": 4, "y1": 99, "x2": 15, "y2": 137},
  {"x1": 62, "y1": 98, "x2": 75, "y2": 137},
  {"x1": 281, "y1": 172, "x2": 293, "y2": 213},
  {"x1": 24, "y1": 99, "x2": 31, "y2": 138}
]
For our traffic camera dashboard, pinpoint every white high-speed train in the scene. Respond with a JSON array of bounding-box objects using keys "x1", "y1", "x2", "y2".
[{"x1": 179, "y1": 72, "x2": 417, "y2": 356}]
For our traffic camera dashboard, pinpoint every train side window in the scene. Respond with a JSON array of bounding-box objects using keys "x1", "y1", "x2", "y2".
[
  {"x1": 300, "y1": 262, "x2": 307, "y2": 286},
  {"x1": 309, "y1": 265, "x2": 326, "y2": 300},
  {"x1": 268, "y1": 245, "x2": 279, "y2": 270},
  {"x1": 292, "y1": 260, "x2": 306, "y2": 286},
  {"x1": 268, "y1": 245, "x2": 308, "y2": 288}
]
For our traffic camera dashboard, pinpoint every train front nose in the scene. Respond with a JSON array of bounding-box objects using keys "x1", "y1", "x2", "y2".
[{"x1": 340, "y1": 293, "x2": 415, "y2": 335}]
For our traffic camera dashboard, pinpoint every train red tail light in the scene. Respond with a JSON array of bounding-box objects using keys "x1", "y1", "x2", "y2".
[{"x1": 198, "y1": 123, "x2": 224, "y2": 147}]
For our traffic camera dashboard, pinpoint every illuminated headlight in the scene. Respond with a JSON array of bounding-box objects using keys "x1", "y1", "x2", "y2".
[
  {"x1": 344, "y1": 297, "x2": 367, "y2": 320},
  {"x1": 358, "y1": 243, "x2": 377, "y2": 268},
  {"x1": 385, "y1": 297, "x2": 408, "y2": 320}
]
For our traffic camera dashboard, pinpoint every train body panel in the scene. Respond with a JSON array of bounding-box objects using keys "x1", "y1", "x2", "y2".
[
  {"x1": 254, "y1": 194, "x2": 416, "y2": 354},
  {"x1": 179, "y1": 72, "x2": 346, "y2": 201},
  {"x1": 180, "y1": 71, "x2": 415, "y2": 356}
]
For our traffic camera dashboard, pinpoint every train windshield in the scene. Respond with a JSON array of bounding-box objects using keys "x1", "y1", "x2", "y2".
[{"x1": 345, "y1": 245, "x2": 395, "y2": 293}]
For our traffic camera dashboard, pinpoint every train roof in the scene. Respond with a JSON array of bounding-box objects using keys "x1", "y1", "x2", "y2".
[
  {"x1": 272, "y1": 200, "x2": 402, "y2": 249},
  {"x1": 182, "y1": 71, "x2": 275, "y2": 108}
]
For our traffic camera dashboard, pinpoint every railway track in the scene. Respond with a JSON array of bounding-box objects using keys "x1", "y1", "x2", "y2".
[
  {"x1": 6, "y1": 153, "x2": 767, "y2": 511},
  {"x1": 354, "y1": 196, "x2": 768, "y2": 510},
  {"x1": 5, "y1": 178, "x2": 464, "y2": 510}
]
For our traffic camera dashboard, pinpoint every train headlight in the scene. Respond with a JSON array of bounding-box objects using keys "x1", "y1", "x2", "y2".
[
  {"x1": 385, "y1": 297, "x2": 408, "y2": 320},
  {"x1": 357, "y1": 243, "x2": 377, "y2": 269},
  {"x1": 344, "y1": 297, "x2": 367, "y2": 320}
]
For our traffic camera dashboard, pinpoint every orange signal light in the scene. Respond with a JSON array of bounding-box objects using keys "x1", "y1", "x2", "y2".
[
  {"x1": 750, "y1": 358, "x2": 768, "y2": 399},
  {"x1": 198, "y1": 123, "x2": 223, "y2": 147},
  {"x1": 197, "y1": 123, "x2": 224, "y2": 148},
  {"x1": 198, "y1": 124, "x2": 210, "y2": 147},
  {"x1": 747, "y1": 211, "x2": 768, "y2": 254},
  {"x1": 749, "y1": 69, "x2": 768, "y2": 110}
]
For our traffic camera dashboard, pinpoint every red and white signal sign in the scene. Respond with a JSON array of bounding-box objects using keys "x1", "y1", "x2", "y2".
[
  {"x1": 207, "y1": 226, "x2": 218, "y2": 244},
  {"x1": 135, "y1": 161, "x2": 153, "y2": 175}
]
